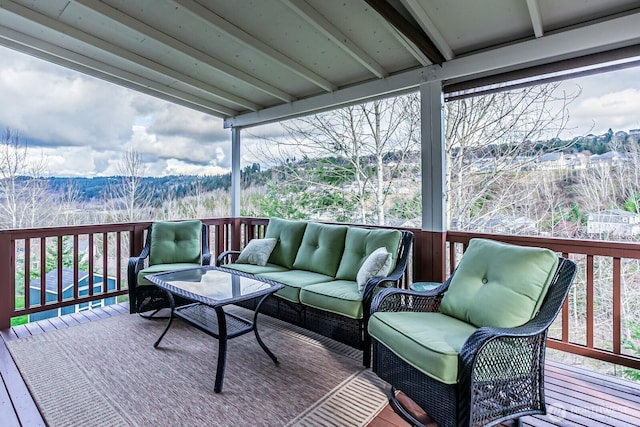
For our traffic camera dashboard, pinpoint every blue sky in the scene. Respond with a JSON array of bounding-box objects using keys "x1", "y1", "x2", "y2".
[{"x1": 1, "y1": 44, "x2": 639, "y2": 177}]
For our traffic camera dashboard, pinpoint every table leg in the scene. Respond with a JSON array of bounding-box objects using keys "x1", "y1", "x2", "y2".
[
  {"x1": 214, "y1": 307, "x2": 227, "y2": 393},
  {"x1": 253, "y1": 294, "x2": 279, "y2": 364},
  {"x1": 153, "y1": 290, "x2": 176, "y2": 348}
]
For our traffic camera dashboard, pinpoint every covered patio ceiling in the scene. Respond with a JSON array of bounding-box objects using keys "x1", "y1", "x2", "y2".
[{"x1": 1, "y1": 0, "x2": 639, "y2": 129}]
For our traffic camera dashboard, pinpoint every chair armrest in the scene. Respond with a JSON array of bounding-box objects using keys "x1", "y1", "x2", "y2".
[
  {"x1": 202, "y1": 253, "x2": 212, "y2": 266},
  {"x1": 127, "y1": 256, "x2": 145, "y2": 287},
  {"x1": 370, "y1": 284, "x2": 448, "y2": 315},
  {"x1": 458, "y1": 323, "x2": 549, "y2": 398},
  {"x1": 216, "y1": 250, "x2": 241, "y2": 266}
]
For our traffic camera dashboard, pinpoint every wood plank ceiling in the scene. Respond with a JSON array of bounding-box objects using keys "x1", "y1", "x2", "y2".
[{"x1": 0, "y1": 0, "x2": 639, "y2": 128}]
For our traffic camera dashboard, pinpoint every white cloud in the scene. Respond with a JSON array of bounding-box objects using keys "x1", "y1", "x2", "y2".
[
  {"x1": 0, "y1": 45, "x2": 233, "y2": 177},
  {"x1": 559, "y1": 67, "x2": 640, "y2": 138}
]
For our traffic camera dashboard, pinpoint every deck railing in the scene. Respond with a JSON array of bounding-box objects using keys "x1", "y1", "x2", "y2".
[{"x1": 1, "y1": 217, "x2": 639, "y2": 372}]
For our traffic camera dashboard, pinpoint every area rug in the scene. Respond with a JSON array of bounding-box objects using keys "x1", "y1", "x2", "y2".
[{"x1": 7, "y1": 307, "x2": 388, "y2": 426}]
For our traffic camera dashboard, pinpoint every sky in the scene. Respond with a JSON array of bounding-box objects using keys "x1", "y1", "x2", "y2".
[{"x1": 1, "y1": 44, "x2": 640, "y2": 177}]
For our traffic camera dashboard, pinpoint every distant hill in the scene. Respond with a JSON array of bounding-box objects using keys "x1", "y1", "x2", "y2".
[{"x1": 44, "y1": 174, "x2": 231, "y2": 204}]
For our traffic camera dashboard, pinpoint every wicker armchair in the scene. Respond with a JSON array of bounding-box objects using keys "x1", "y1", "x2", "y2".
[
  {"x1": 128, "y1": 220, "x2": 211, "y2": 316},
  {"x1": 369, "y1": 239, "x2": 577, "y2": 427}
]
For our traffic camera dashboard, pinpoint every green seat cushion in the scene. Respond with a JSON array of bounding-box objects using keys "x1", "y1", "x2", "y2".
[
  {"x1": 149, "y1": 220, "x2": 202, "y2": 265},
  {"x1": 292, "y1": 222, "x2": 347, "y2": 277},
  {"x1": 335, "y1": 228, "x2": 402, "y2": 281},
  {"x1": 137, "y1": 263, "x2": 202, "y2": 286},
  {"x1": 368, "y1": 312, "x2": 477, "y2": 384},
  {"x1": 440, "y1": 238, "x2": 558, "y2": 328},
  {"x1": 265, "y1": 218, "x2": 308, "y2": 268},
  {"x1": 259, "y1": 270, "x2": 334, "y2": 303},
  {"x1": 299, "y1": 280, "x2": 363, "y2": 319},
  {"x1": 222, "y1": 263, "x2": 289, "y2": 275}
]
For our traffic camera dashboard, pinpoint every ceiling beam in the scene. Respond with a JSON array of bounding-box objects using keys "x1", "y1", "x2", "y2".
[
  {"x1": 172, "y1": 0, "x2": 338, "y2": 92},
  {"x1": 226, "y1": 10, "x2": 640, "y2": 128},
  {"x1": 377, "y1": 14, "x2": 431, "y2": 66},
  {"x1": 400, "y1": 0, "x2": 454, "y2": 60},
  {"x1": 364, "y1": 0, "x2": 446, "y2": 65},
  {"x1": 74, "y1": 0, "x2": 294, "y2": 103},
  {"x1": 0, "y1": 27, "x2": 237, "y2": 117},
  {"x1": 526, "y1": 0, "x2": 544, "y2": 38},
  {"x1": 280, "y1": 0, "x2": 387, "y2": 78},
  {"x1": 0, "y1": 0, "x2": 259, "y2": 111}
]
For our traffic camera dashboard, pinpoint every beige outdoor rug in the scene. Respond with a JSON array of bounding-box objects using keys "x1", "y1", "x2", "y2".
[{"x1": 7, "y1": 307, "x2": 388, "y2": 426}]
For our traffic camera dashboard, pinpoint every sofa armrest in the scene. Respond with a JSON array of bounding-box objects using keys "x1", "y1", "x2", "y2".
[
  {"x1": 216, "y1": 250, "x2": 241, "y2": 266},
  {"x1": 361, "y1": 230, "x2": 414, "y2": 305}
]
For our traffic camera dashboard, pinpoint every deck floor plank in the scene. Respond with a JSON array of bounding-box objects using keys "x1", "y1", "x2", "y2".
[
  {"x1": 545, "y1": 375, "x2": 640, "y2": 418},
  {"x1": 23, "y1": 321, "x2": 45, "y2": 336},
  {"x1": 0, "y1": 339, "x2": 45, "y2": 426},
  {"x1": 0, "y1": 379, "x2": 20, "y2": 427}
]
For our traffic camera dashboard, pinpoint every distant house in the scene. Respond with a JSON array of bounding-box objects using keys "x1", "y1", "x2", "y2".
[
  {"x1": 537, "y1": 152, "x2": 566, "y2": 170},
  {"x1": 590, "y1": 151, "x2": 627, "y2": 167},
  {"x1": 28, "y1": 268, "x2": 117, "y2": 322},
  {"x1": 587, "y1": 209, "x2": 640, "y2": 236}
]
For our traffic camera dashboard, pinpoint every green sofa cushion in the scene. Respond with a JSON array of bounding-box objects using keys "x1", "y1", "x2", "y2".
[
  {"x1": 299, "y1": 280, "x2": 363, "y2": 319},
  {"x1": 368, "y1": 312, "x2": 477, "y2": 384},
  {"x1": 222, "y1": 263, "x2": 289, "y2": 275},
  {"x1": 259, "y1": 270, "x2": 334, "y2": 303},
  {"x1": 265, "y1": 217, "x2": 308, "y2": 268},
  {"x1": 149, "y1": 220, "x2": 202, "y2": 265},
  {"x1": 335, "y1": 227, "x2": 402, "y2": 281},
  {"x1": 138, "y1": 263, "x2": 202, "y2": 286},
  {"x1": 292, "y1": 222, "x2": 347, "y2": 277},
  {"x1": 440, "y1": 238, "x2": 558, "y2": 328}
]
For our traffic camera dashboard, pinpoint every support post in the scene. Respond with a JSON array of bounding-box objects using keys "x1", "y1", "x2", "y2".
[
  {"x1": 231, "y1": 127, "x2": 242, "y2": 249},
  {"x1": 418, "y1": 81, "x2": 447, "y2": 282},
  {"x1": 0, "y1": 232, "x2": 14, "y2": 329}
]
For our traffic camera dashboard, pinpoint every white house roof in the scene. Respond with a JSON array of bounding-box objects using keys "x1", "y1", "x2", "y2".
[{"x1": 1, "y1": 0, "x2": 639, "y2": 128}]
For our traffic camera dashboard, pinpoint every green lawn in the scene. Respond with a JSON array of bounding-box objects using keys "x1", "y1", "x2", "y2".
[{"x1": 11, "y1": 296, "x2": 28, "y2": 326}]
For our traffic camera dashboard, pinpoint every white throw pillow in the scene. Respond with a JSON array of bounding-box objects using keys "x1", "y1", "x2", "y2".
[
  {"x1": 356, "y1": 247, "x2": 392, "y2": 292},
  {"x1": 236, "y1": 238, "x2": 277, "y2": 266}
]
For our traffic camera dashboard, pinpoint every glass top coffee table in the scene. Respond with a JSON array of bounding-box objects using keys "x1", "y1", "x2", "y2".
[{"x1": 145, "y1": 266, "x2": 284, "y2": 393}]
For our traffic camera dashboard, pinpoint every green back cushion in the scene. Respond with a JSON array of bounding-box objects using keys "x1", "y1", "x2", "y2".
[
  {"x1": 265, "y1": 217, "x2": 308, "y2": 268},
  {"x1": 292, "y1": 222, "x2": 347, "y2": 276},
  {"x1": 149, "y1": 220, "x2": 202, "y2": 265},
  {"x1": 439, "y1": 238, "x2": 558, "y2": 328},
  {"x1": 335, "y1": 228, "x2": 402, "y2": 281}
]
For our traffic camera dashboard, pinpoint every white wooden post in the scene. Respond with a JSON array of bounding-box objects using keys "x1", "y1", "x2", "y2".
[{"x1": 420, "y1": 81, "x2": 446, "y2": 232}]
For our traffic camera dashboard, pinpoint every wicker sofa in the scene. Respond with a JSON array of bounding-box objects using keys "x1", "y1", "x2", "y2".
[{"x1": 216, "y1": 217, "x2": 413, "y2": 367}]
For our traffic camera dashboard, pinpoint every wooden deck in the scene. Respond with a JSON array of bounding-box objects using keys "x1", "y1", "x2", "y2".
[{"x1": 1, "y1": 305, "x2": 640, "y2": 427}]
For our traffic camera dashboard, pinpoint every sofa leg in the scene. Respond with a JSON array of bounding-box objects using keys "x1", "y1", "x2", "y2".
[{"x1": 363, "y1": 336, "x2": 371, "y2": 368}]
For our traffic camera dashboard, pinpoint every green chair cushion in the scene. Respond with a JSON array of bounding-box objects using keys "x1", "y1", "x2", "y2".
[
  {"x1": 368, "y1": 312, "x2": 477, "y2": 384},
  {"x1": 299, "y1": 280, "x2": 363, "y2": 319},
  {"x1": 265, "y1": 217, "x2": 308, "y2": 268},
  {"x1": 292, "y1": 222, "x2": 347, "y2": 277},
  {"x1": 149, "y1": 220, "x2": 202, "y2": 265},
  {"x1": 259, "y1": 270, "x2": 334, "y2": 303},
  {"x1": 439, "y1": 238, "x2": 558, "y2": 328},
  {"x1": 137, "y1": 263, "x2": 202, "y2": 286},
  {"x1": 335, "y1": 227, "x2": 402, "y2": 281},
  {"x1": 222, "y1": 263, "x2": 289, "y2": 275}
]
